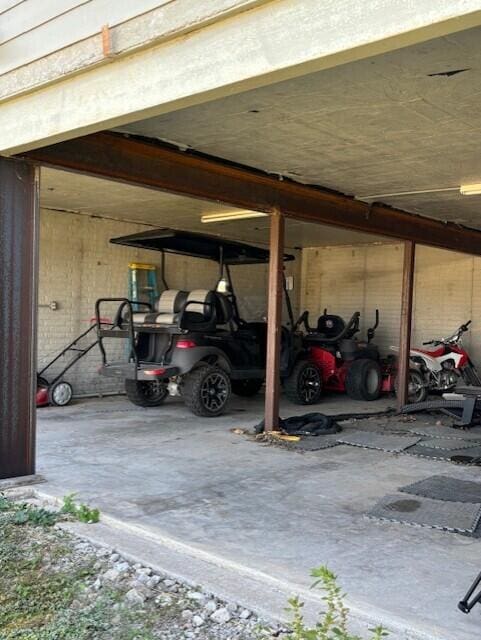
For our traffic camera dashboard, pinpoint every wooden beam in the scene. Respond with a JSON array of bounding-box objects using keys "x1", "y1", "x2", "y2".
[
  {"x1": 0, "y1": 157, "x2": 39, "y2": 479},
  {"x1": 264, "y1": 210, "x2": 284, "y2": 432},
  {"x1": 23, "y1": 131, "x2": 481, "y2": 256},
  {"x1": 397, "y1": 241, "x2": 416, "y2": 410}
]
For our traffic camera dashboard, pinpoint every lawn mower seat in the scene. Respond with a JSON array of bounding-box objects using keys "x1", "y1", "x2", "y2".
[
  {"x1": 316, "y1": 314, "x2": 345, "y2": 338},
  {"x1": 132, "y1": 289, "x2": 188, "y2": 325}
]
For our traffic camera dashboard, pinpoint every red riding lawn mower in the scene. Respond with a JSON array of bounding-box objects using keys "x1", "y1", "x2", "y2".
[{"x1": 286, "y1": 309, "x2": 394, "y2": 404}]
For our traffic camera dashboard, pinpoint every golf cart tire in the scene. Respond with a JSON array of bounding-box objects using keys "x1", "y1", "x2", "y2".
[
  {"x1": 183, "y1": 364, "x2": 231, "y2": 417},
  {"x1": 395, "y1": 368, "x2": 428, "y2": 404},
  {"x1": 345, "y1": 358, "x2": 382, "y2": 401},
  {"x1": 284, "y1": 360, "x2": 322, "y2": 405},
  {"x1": 125, "y1": 379, "x2": 168, "y2": 407},
  {"x1": 231, "y1": 378, "x2": 263, "y2": 397}
]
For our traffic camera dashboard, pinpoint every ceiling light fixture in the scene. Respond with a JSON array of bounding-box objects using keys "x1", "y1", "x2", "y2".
[
  {"x1": 201, "y1": 210, "x2": 269, "y2": 223},
  {"x1": 460, "y1": 184, "x2": 481, "y2": 196},
  {"x1": 357, "y1": 187, "x2": 458, "y2": 201}
]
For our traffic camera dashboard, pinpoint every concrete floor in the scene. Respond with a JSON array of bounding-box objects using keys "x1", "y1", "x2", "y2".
[{"x1": 36, "y1": 393, "x2": 481, "y2": 639}]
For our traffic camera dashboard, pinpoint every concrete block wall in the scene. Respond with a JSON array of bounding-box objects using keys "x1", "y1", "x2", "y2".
[
  {"x1": 38, "y1": 209, "x2": 299, "y2": 396},
  {"x1": 301, "y1": 243, "x2": 481, "y2": 366}
]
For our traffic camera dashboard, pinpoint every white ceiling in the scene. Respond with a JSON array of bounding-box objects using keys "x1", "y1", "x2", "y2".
[
  {"x1": 40, "y1": 168, "x2": 384, "y2": 249},
  {"x1": 117, "y1": 26, "x2": 481, "y2": 230}
]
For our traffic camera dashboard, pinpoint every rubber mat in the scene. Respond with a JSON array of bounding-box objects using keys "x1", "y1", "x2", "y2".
[
  {"x1": 400, "y1": 475, "x2": 481, "y2": 504},
  {"x1": 336, "y1": 430, "x2": 421, "y2": 452},
  {"x1": 407, "y1": 444, "x2": 481, "y2": 461},
  {"x1": 367, "y1": 493, "x2": 481, "y2": 533},
  {"x1": 418, "y1": 438, "x2": 481, "y2": 450},
  {"x1": 407, "y1": 425, "x2": 481, "y2": 439}
]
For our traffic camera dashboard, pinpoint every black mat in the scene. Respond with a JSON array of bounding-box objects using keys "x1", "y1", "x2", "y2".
[
  {"x1": 367, "y1": 493, "x2": 481, "y2": 534},
  {"x1": 400, "y1": 475, "x2": 481, "y2": 504},
  {"x1": 407, "y1": 443, "x2": 481, "y2": 461}
]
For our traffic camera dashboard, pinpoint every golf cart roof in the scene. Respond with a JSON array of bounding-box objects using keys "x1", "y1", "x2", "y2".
[{"x1": 110, "y1": 228, "x2": 294, "y2": 265}]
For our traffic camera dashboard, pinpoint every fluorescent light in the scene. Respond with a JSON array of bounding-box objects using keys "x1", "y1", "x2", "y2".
[
  {"x1": 358, "y1": 187, "x2": 458, "y2": 200},
  {"x1": 201, "y1": 210, "x2": 269, "y2": 223},
  {"x1": 460, "y1": 183, "x2": 481, "y2": 196}
]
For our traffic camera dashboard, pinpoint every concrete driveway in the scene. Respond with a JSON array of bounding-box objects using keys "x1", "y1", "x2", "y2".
[{"x1": 36, "y1": 393, "x2": 481, "y2": 639}]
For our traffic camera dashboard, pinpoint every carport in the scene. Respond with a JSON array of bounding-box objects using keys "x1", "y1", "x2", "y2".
[
  {"x1": 2, "y1": 4, "x2": 481, "y2": 481},
  {"x1": 3, "y1": 13, "x2": 481, "y2": 638},
  {"x1": 3, "y1": 126, "x2": 481, "y2": 479}
]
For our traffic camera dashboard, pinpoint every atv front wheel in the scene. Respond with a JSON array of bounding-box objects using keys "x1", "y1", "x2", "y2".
[
  {"x1": 125, "y1": 379, "x2": 168, "y2": 407},
  {"x1": 183, "y1": 364, "x2": 231, "y2": 417},
  {"x1": 284, "y1": 360, "x2": 322, "y2": 405},
  {"x1": 395, "y1": 369, "x2": 427, "y2": 404},
  {"x1": 231, "y1": 378, "x2": 263, "y2": 397},
  {"x1": 345, "y1": 358, "x2": 381, "y2": 401}
]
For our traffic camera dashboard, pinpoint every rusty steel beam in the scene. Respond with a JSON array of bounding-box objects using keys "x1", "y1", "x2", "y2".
[
  {"x1": 397, "y1": 241, "x2": 416, "y2": 410},
  {"x1": 0, "y1": 157, "x2": 39, "y2": 479},
  {"x1": 23, "y1": 131, "x2": 481, "y2": 256},
  {"x1": 264, "y1": 210, "x2": 284, "y2": 432}
]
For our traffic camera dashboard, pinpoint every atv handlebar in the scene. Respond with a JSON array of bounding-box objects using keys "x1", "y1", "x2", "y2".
[{"x1": 423, "y1": 320, "x2": 471, "y2": 346}]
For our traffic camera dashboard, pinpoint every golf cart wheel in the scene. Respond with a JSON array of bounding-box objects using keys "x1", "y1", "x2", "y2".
[
  {"x1": 284, "y1": 360, "x2": 322, "y2": 405},
  {"x1": 183, "y1": 364, "x2": 231, "y2": 417},
  {"x1": 48, "y1": 381, "x2": 73, "y2": 407},
  {"x1": 125, "y1": 379, "x2": 168, "y2": 407},
  {"x1": 231, "y1": 378, "x2": 263, "y2": 397},
  {"x1": 345, "y1": 358, "x2": 382, "y2": 401},
  {"x1": 395, "y1": 369, "x2": 428, "y2": 404}
]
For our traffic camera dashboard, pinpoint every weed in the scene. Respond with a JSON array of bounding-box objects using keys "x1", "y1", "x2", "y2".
[
  {"x1": 284, "y1": 566, "x2": 388, "y2": 640},
  {"x1": 13, "y1": 505, "x2": 59, "y2": 527},
  {"x1": 61, "y1": 493, "x2": 100, "y2": 523}
]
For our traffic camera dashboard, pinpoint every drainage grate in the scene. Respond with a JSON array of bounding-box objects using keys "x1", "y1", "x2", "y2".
[
  {"x1": 401, "y1": 475, "x2": 481, "y2": 504},
  {"x1": 367, "y1": 493, "x2": 481, "y2": 534}
]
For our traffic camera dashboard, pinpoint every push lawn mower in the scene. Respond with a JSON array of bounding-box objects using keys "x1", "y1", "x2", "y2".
[
  {"x1": 37, "y1": 320, "x2": 110, "y2": 407},
  {"x1": 286, "y1": 308, "x2": 393, "y2": 403}
]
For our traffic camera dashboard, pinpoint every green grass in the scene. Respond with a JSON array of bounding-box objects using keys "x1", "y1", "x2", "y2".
[{"x1": 0, "y1": 498, "x2": 176, "y2": 640}]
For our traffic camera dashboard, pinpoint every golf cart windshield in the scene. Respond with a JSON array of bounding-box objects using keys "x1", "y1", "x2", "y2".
[{"x1": 110, "y1": 228, "x2": 295, "y2": 265}]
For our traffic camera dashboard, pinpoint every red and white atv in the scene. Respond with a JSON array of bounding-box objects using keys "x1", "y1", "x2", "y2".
[{"x1": 392, "y1": 320, "x2": 481, "y2": 403}]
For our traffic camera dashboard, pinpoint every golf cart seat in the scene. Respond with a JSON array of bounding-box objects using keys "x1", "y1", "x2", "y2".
[
  {"x1": 132, "y1": 289, "x2": 188, "y2": 325},
  {"x1": 132, "y1": 289, "x2": 222, "y2": 332},
  {"x1": 214, "y1": 292, "x2": 234, "y2": 326}
]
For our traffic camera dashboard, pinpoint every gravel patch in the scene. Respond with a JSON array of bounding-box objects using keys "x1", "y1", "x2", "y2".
[{"x1": 0, "y1": 495, "x2": 282, "y2": 639}]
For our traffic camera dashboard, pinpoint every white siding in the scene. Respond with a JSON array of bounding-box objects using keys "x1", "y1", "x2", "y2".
[{"x1": 0, "y1": 0, "x2": 171, "y2": 75}]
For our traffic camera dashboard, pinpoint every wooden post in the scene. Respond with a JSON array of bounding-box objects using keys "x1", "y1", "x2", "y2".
[
  {"x1": 397, "y1": 240, "x2": 416, "y2": 410},
  {"x1": 0, "y1": 158, "x2": 39, "y2": 478},
  {"x1": 264, "y1": 209, "x2": 284, "y2": 432}
]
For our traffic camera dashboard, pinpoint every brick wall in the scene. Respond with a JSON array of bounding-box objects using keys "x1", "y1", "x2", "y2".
[
  {"x1": 301, "y1": 243, "x2": 481, "y2": 366},
  {"x1": 38, "y1": 209, "x2": 300, "y2": 396}
]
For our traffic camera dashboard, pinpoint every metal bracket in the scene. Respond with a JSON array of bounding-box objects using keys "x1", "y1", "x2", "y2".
[{"x1": 38, "y1": 301, "x2": 58, "y2": 310}]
